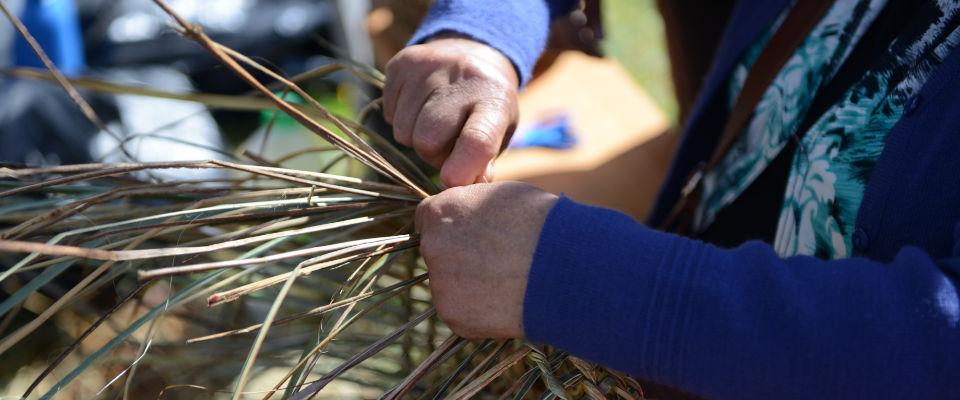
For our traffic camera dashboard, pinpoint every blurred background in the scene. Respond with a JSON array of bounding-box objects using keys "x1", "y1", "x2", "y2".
[
  {"x1": 5, "y1": 0, "x2": 682, "y2": 222},
  {"x1": 0, "y1": 0, "x2": 675, "y2": 173}
]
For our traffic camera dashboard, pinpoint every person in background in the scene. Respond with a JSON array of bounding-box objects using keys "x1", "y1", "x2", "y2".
[
  {"x1": 0, "y1": 0, "x2": 98, "y2": 166},
  {"x1": 10, "y1": 0, "x2": 86, "y2": 75},
  {"x1": 382, "y1": 0, "x2": 960, "y2": 398}
]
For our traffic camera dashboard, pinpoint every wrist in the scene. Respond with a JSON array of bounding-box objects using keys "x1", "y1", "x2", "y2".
[
  {"x1": 424, "y1": 31, "x2": 520, "y2": 88},
  {"x1": 425, "y1": 30, "x2": 474, "y2": 42}
]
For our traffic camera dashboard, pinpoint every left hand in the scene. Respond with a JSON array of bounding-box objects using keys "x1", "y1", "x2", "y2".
[
  {"x1": 415, "y1": 182, "x2": 559, "y2": 339},
  {"x1": 382, "y1": 33, "x2": 519, "y2": 187}
]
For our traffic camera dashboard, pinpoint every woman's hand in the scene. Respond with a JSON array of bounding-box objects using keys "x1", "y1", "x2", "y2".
[
  {"x1": 415, "y1": 182, "x2": 558, "y2": 338},
  {"x1": 383, "y1": 33, "x2": 519, "y2": 187}
]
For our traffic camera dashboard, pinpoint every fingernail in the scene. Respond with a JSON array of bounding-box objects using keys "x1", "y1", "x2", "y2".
[{"x1": 476, "y1": 161, "x2": 494, "y2": 184}]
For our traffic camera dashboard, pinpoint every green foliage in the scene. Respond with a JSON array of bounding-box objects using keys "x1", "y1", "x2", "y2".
[{"x1": 603, "y1": 0, "x2": 678, "y2": 123}]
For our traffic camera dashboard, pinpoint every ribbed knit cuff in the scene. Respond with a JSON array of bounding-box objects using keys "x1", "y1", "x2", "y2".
[{"x1": 407, "y1": 0, "x2": 554, "y2": 86}]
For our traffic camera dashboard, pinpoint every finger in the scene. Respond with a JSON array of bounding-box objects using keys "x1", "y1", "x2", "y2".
[
  {"x1": 410, "y1": 93, "x2": 471, "y2": 169},
  {"x1": 390, "y1": 74, "x2": 436, "y2": 147},
  {"x1": 440, "y1": 99, "x2": 514, "y2": 187},
  {"x1": 381, "y1": 56, "x2": 404, "y2": 125},
  {"x1": 474, "y1": 160, "x2": 495, "y2": 184}
]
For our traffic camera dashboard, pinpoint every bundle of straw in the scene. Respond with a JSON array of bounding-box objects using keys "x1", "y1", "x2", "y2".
[{"x1": 0, "y1": 2, "x2": 645, "y2": 398}]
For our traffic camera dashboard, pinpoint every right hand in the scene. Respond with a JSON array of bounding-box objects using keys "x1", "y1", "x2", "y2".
[
  {"x1": 382, "y1": 33, "x2": 519, "y2": 188},
  {"x1": 415, "y1": 182, "x2": 559, "y2": 339}
]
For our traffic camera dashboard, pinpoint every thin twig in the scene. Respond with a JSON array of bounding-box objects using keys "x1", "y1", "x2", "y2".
[
  {"x1": 446, "y1": 347, "x2": 534, "y2": 400},
  {"x1": 150, "y1": 0, "x2": 429, "y2": 198},
  {"x1": 138, "y1": 234, "x2": 416, "y2": 280},
  {"x1": 282, "y1": 307, "x2": 435, "y2": 400},
  {"x1": 22, "y1": 279, "x2": 154, "y2": 399},
  {"x1": 268, "y1": 278, "x2": 434, "y2": 400},
  {"x1": 189, "y1": 274, "x2": 427, "y2": 343},
  {"x1": 382, "y1": 335, "x2": 466, "y2": 400},
  {"x1": 0, "y1": 216, "x2": 402, "y2": 263},
  {"x1": 206, "y1": 240, "x2": 419, "y2": 307},
  {"x1": 231, "y1": 248, "x2": 306, "y2": 400},
  {"x1": 77, "y1": 201, "x2": 393, "y2": 246}
]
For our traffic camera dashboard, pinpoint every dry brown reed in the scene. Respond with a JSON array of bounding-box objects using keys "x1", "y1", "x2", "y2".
[{"x1": 0, "y1": 1, "x2": 645, "y2": 399}]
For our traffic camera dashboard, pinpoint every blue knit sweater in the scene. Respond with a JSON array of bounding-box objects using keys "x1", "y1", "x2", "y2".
[{"x1": 412, "y1": 1, "x2": 960, "y2": 398}]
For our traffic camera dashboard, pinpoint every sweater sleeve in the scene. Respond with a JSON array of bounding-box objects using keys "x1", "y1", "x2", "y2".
[
  {"x1": 408, "y1": 0, "x2": 580, "y2": 86},
  {"x1": 524, "y1": 196, "x2": 960, "y2": 399}
]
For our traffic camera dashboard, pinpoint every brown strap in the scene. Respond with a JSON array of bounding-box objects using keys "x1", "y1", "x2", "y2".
[{"x1": 660, "y1": 0, "x2": 835, "y2": 234}]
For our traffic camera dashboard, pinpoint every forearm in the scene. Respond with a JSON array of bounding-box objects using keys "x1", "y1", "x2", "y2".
[{"x1": 525, "y1": 196, "x2": 960, "y2": 399}]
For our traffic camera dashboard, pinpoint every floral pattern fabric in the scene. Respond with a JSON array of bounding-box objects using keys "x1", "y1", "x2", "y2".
[{"x1": 694, "y1": 0, "x2": 960, "y2": 259}]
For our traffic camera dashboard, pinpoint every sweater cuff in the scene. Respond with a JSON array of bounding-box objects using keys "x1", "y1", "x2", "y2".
[
  {"x1": 408, "y1": 1, "x2": 554, "y2": 86},
  {"x1": 523, "y1": 196, "x2": 704, "y2": 386}
]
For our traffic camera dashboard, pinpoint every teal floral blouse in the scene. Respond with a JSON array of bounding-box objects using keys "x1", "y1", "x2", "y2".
[{"x1": 692, "y1": 0, "x2": 960, "y2": 259}]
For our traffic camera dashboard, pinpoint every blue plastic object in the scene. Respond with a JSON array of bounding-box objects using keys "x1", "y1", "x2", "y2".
[
  {"x1": 14, "y1": 0, "x2": 86, "y2": 76},
  {"x1": 508, "y1": 113, "x2": 578, "y2": 150}
]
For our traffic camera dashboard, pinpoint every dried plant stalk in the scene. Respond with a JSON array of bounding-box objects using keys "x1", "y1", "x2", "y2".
[{"x1": 0, "y1": 2, "x2": 648, "y2": 398}]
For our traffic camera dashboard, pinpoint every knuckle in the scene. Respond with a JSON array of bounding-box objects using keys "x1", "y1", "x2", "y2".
[
  {"x1": 458, "y1": 57, "x2": 514, "y2": 89},
  {"x1": 391, "y1": 109, "x2": 416, "y2": 138},
  {"x1": 381, "y1": 93, "x2": 397, "y2": 124},
  {"x1": 413, "y1": 101, "x2": 454, "y2": 135},
  {"x1": 456, "y1": 57, "x2": 484, "y2": 78},
  {"x1": 416, "y1": 196, "x2": 434, "y2": 217},
  {"x1": 419, "y1": 193, "x2": 444, "y2": 216},
  {"x1": 385, "y1": 48, "x2": 416, "y2": 72},
  {"x1": 392, "y1": 127, "x2": 412, "y2": 146},
  {"x1": 414, "y1": 130, "x2": 452, "y2": 159},
  {"x1": 391, "y1": 122, "x2": 410, "y2": 142},
  {"x1": 424, "y1": 69, "x2": 451, "y2": 89},
  {"x1": 461, "y1": 125, "x2": 499, "y2": 157},
  {"x1": 462, "y1": 125, "x2": 497, "y2": 146},
  {"x1": 446, "y1": 186, "x2": 473, "y2": 206},
  {"x1": 458, "y1": 56, "x2": 496, "y2": 80},
  {"x1": 477, "y1": 96, "x2": 512, "y2": 113},
  {"x1": 420, "y1": 193, "x2": 440, "y2": 210}
]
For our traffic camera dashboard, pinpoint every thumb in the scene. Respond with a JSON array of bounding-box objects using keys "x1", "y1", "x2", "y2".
[
  {"x1": 440, "y1": 99, "x2": 514, "y2": 187},
  {"x1": 475, "y1": 160, "x2": 495, "y2": 184}
]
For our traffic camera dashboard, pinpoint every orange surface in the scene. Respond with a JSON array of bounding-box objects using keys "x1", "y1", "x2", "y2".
[{"x1": 494, "y1": 51, "x2": 676, "y2": 220}]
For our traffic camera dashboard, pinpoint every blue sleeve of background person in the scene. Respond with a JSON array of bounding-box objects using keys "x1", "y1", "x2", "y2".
[
  {"x1": 525, "y1": 196, "x2": 960, "y2": 399},
  {"x1": 408, "y1": 0, "x2": 580, "y2": 86}
]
